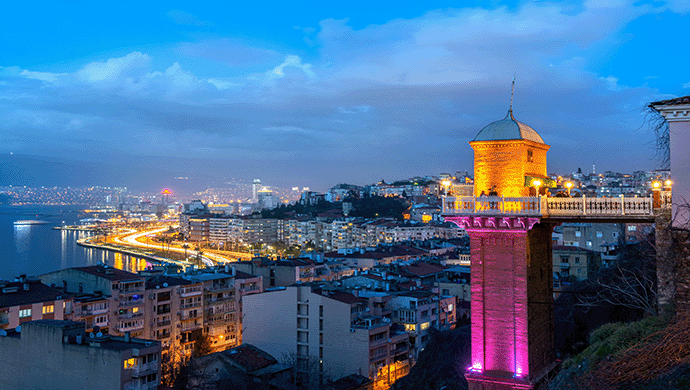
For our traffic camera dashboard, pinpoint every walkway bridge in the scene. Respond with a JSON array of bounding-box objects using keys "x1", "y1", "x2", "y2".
[{"x1": 443, "y1": 192, "x2": 671, "y2": 223}]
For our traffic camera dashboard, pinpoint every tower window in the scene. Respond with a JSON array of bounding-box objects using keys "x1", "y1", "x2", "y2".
[{"x1": 527, "y1": 149, "x2": 534, "y2": 162}]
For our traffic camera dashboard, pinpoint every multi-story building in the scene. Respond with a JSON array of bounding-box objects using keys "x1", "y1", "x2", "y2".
[
  {"x1": 232, "y1": 257, "x2": 329, "y2": 289},
  {"x1": 0, "y1": 276, "x2": 73, "y2": 331},
  {"x1": 0, "y1": 320, "x2": 161, "y2": 390},
  {"x1": 389, "y1": 291, "x2": 456, "y2": 360},
  {"x1": 40, "y1": 265, "x2": 147, "y2": 337},
  {"x1": 143, "y1": 275, "x2": 204, "y2": 357},
  {"x1": 182, "y1": 267, "x2": 262, "y2": 353},
  {"x1": 552, "y1": 245, "x2": 596, "y2": 283},
  {"x1": 243, "y1": 286, "x2": 410, "y2": 389},
  {"x1": 561, "y1": 222, "x2": 623, "y2": 252}
]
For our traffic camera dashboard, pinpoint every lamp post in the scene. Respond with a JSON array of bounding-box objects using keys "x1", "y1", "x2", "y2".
[
  {"x1": 441, "y1": 180, "x2": 451, "y2": 196},
  {"x1": 652, "y1": 181, "x2": 661, "y2": 209},
  {"x1": 532, "y1": 179, "x2": 542, "y2": 197},
  {"x1": 565, "y1": 182, "x2": 573, "y2": 197}
]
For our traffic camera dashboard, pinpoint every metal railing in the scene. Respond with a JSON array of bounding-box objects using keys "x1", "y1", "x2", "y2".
[{"x1": 443, "y1": 194, "x2": 666, "y2": 218}]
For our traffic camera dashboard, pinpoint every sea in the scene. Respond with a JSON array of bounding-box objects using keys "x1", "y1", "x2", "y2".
[{"x1": 0, "y1": 205, "x2": 148, "y2": 281}]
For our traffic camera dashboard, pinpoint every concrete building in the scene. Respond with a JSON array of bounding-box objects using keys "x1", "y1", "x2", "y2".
[
  {"x1": 389, "y1": 290, "x2": 456, "y2": 360},
  {"x1": 0, "y1": 276, "x2": 73, "y2": 331},
  {"x1": 0, "y1": 320, "x2": 161, "y2": 390},
  {"x1": 242, "y1": 286, "x2": 410, "y2": 388},
  {"x1": 651, "y1": 95, "x2": 690, "y2": 227},
  {"x1": 40, "y1": 265, "x2": 147, "y2": 337},
  {"x1": 561, "y1": 222, "x2": 623, "y2": 252},
  {"x1": 142, "y1": 275, "x2": 204, "y2": 357},
  {"x1": 182, "y1": 266, "x2": 263, "y2": 352},
  {"x1": 552, "y1": 245, "x2": 595, "y2": 283}
]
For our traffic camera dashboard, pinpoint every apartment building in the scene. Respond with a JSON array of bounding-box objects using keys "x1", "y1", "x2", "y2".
[
  {"x1": 0, "y1": 276, "x2": 73, "y2": 330},
  {"x1": 552, "y1": 245, "x2": 596, "y2": 283},
  {"x1": 143, "y1": 275, "x2": 204, "y2": 357},
  {"x1": 40, "y1": 265, "x2": 147, "y2": 337},
  {"x1": 389, "y1": 290, "x2": 456, "y2": 360},
  {"x1": 182, "y1": 267, "x2": 262, "y2": 352},
  {"x1": 242, "y1": 286, "x2": 410, "y2": 389},
  {"x1": 0, "y1": 320, "x2": 161, "y2": 390},
  {"x1": 232, "y1": 257, "x2": 330, "y2": 289}
]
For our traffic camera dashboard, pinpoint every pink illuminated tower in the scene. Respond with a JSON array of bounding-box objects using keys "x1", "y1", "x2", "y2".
[{"x1": 445, "y1": 108, "x2": 555, "y2": 389}]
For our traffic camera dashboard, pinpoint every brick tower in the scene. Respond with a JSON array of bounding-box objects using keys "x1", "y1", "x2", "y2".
[{"x1": 446, "y1": 107, "x2": 555, "y2": 389}]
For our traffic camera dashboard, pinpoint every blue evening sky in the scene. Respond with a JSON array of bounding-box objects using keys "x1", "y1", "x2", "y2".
[{"x1": 0, "y1": 0, "x2": 688, "y2": 191}]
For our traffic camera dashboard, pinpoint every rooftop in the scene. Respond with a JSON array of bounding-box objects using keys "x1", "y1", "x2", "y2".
[
  {"x1": 0, "y1": 280, "x2": 68, "y2": 308},
  {"x1": 472, "y1": 110, "x2": 545, "y2": 144},
  {"x1": 74, "y1": 265, "x2": 143, "y2": 282}
]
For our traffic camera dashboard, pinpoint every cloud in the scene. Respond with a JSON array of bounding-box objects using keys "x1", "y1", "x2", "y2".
[
  {"x1": 264, "y1": 126, "x2": 308, "y2": 133},
  {"x1": 269, "y1": 55, "x2": 315, "y2": 79},
  {"x1": 167, "y1": 9, "x2": 214, "y2": 26},
  {"x1": 76, "y1": 52, "x2": 150, "y2": 85},
  {"x1": 0, "y1": 1, "x2": 684, "y2": 189},
  {"x1": 683, "y1": 81, "x2": 690, "y2": 89}
]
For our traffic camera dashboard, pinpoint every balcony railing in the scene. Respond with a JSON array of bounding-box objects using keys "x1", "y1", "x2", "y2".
[
  {"x1": 181, "y1": 301, "x2": 202, "y2": 310},
  {"x1": 443, "y1": 195, "x2": 666, "y2": 219},
  {"x1": 131, "y1": 362, "x2": 158, "y2": 377},
  {"x1": 206, "y1": 284, "x2": 233, "y2": 292}
]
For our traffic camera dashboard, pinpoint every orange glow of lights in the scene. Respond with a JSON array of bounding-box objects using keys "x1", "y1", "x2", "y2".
[
  {"x1": 653, "y1": 181, "x2": 661, "y2": 189},
  {"x1": 162, "y1": 188, "x2": 172, "y2": 195},
  {"x1": 565, "y1": 182, "x2": 573, "y2": 189},
  {"x1": 665, "y1": 180, "x2": 673, "y2": 186}
]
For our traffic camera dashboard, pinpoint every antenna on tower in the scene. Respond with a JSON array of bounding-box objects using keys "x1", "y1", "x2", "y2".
[{"x1": 510, "y1": 75, "x2": 516, "y2": 112}]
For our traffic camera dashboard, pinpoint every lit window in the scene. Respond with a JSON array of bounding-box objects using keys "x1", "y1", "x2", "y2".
[
  {"x1": 42, "y1": 305, "x2": 54, "y2": 314},
  {"x1": 132, "y1": 307, "x2": 139, "y2": 313},
  {"x1": 404, "y1": 324, "x2": 417, "y2": 332},
  {"x1": 420, "y1": 322, "x2": 430, "y2": 331},
  {"x1": 124, "y1": 357, "x2": 138, "y2": 369},
  {"x1": 19, "y1": 309, "x2": 32, "y2": 318}
]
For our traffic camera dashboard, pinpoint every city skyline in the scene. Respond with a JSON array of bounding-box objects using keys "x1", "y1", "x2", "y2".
[{"x1": 1, "y1": 1, "x2": 688, "y2": 192}]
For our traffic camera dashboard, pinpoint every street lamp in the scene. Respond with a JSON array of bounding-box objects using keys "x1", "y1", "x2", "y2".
[
  {"x1": 565, "y1": 182, "x2": 573, "y2": 197},
  {"x1": 532, "y1": 179, "x2": 542, "y2": 197},
  {"x1": 441, "y1": 180, "x2": 451, "y2": 196}
]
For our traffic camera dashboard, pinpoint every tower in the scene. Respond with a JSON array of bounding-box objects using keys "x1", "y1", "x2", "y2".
[
  {"x1": 446, "y1": 108, "x2": 555, "y2": 389},
  {"x1": 470, "y1": 110, "x2": 550, "y2": 197},
  {"x1": 252, "y1": 179, "x2": 262, "y2": 203}
]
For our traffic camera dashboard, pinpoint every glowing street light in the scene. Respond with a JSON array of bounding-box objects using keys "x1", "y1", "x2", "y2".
[
  {"x1": 664, "y1": 180, "x2": 673, "y2": 188},
  {"x1": 653, "y1": 181, "x2": 661, "y2": 189},
  {"x1": 441, "y1": 180, "x2": 451, "y2": 196},
  {"x1": 565, "y1": 182, "x2": 573, "y2": 197},
  {"x1": 532, "y1": 179, "x2": 542, "y2": 196}
]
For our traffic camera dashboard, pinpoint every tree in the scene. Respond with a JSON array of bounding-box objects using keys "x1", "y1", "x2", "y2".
[
  {"x1": 281, "y1": 352, "x2": 331, "y2": 390},
  {"x1": 192, "y1": 335, "x2": 213, "y2": 358}
]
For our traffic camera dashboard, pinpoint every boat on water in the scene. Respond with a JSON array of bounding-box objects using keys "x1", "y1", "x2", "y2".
[{"x1": 14, "y1": 220, "x2": 50, "y2": 225}]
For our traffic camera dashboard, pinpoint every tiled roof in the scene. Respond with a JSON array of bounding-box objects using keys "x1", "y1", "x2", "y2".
[
  {"x1": 321, "y1": 291, "x2": 367, "y2": 305},
  {"x1": 145, "y1": 275, "x2": 194, "y2": 289},
  {"x1": 403, "y1": 262, "x2": 447, "y2": 277},
  {"x1": 224, "y1": 343, "x2": 277, "y2": 372},
  {"x1": 73, "y1": 265, "x2": 142, "y2": 281},
  {"x1": 0, "y1": 281, "x2": 68, "y2": 308}
]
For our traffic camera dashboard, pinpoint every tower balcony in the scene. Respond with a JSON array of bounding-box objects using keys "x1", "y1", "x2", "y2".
[{"x1": 443, "y1": 194, "x2": 668, "y2": 221}]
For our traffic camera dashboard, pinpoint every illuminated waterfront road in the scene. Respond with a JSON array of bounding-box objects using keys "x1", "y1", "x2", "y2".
[{"x1": 112, "y1": 228, "x2": 242, "y2": 266}]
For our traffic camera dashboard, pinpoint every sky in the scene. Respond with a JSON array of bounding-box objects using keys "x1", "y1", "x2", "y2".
[{"x1": 0, "y1": 0, "x2": 688, "y2": 192}]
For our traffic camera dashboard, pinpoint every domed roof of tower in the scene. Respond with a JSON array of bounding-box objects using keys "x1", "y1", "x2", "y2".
[{"x1": 472, "y1": 110, "x2": 545, "y2": 144}]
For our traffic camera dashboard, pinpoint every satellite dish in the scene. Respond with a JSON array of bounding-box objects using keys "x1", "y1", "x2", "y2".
[
  {"x1": 96, "y1": 332, "x2": 103, "y2": 337},
  {"x1": 93, "y1": 326, "x2": 100, "y2": 333},
  {"x1": 15, "y1": 326, "x2": 21, "y2": 332},
  {"x1": 89, "y1": 333, "x2": 95, "y2": 339},
  {"x1": 0, "y1": 329, "x2": 7, "y2": 336},
  {"x1": 163, "y1": 283, "x2": 168, "y2": 287}
]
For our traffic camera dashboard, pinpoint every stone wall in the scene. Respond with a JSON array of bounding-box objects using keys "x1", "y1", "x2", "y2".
[{"x1": 471, "y1": 140, "x2": 549, "y2": 198}]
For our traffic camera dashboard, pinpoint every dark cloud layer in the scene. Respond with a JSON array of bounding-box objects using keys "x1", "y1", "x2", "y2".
[{"x1": 0, "y1": 1, "x2": 685, "y2": 191}]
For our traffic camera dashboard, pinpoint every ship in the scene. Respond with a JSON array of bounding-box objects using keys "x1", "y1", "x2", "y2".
[{"x1": 13, "y1": 220, "x2": 50, "y2": 225}]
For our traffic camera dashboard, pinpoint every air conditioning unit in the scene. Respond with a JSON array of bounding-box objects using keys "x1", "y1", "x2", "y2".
[{"x1": 350, "y1": 328, "x2": 356, "y2": 333}]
